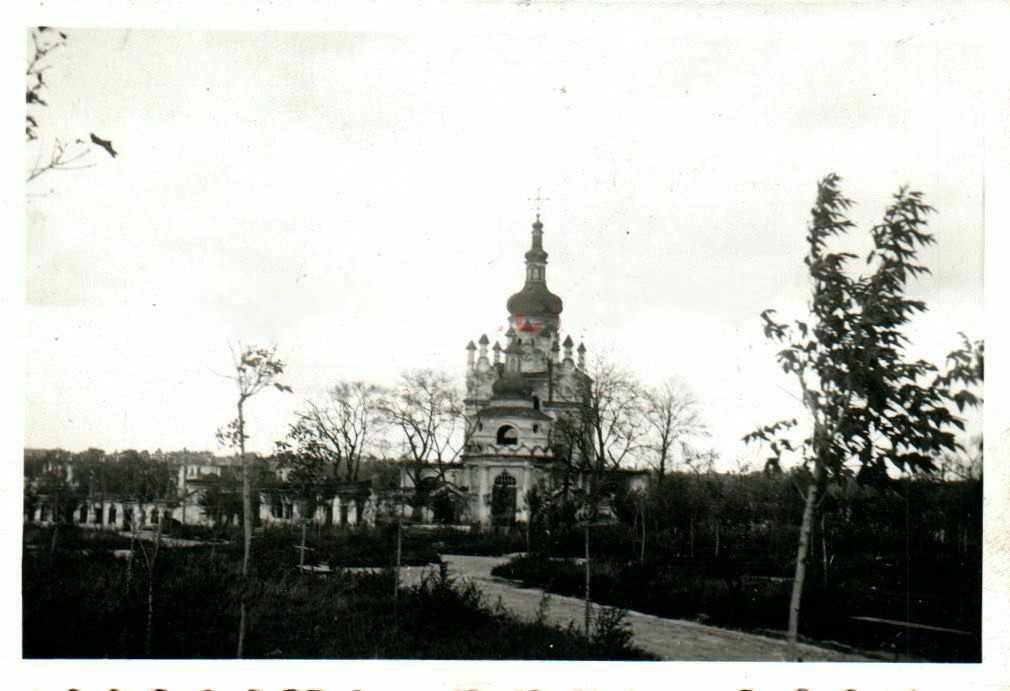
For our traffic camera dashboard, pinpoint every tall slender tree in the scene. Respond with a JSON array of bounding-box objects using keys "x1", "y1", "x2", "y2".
[
  {"x1": 745, "y1": 174, "x2": 983, "y2": 660},
  {"x1": 216, "y1": 343, "x2": 291, "y2": 659}
]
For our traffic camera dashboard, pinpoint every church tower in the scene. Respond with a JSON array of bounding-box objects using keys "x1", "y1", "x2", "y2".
[{"x1": 461, "y1": 214, "x2": 591, "y2": 526}]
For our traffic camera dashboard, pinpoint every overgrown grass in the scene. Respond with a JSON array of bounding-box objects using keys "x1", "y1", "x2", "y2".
[
  {"x1": 491, "y1": 550, "x2": 981, "y2": 662},
  {"x1": 22, "y1": 528, "x2": 652, "y2": 660}
]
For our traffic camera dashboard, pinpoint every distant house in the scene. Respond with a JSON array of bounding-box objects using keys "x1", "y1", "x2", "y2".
[{"x1": 23, "y1": 448, "x2": 395, "y2": 531}]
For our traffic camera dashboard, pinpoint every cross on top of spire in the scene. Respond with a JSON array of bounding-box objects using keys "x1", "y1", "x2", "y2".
[{"x1": 528, "y1": 189, "x2": 550, "y2": 220}]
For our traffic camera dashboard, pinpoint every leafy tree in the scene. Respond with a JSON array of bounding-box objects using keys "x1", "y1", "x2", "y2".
[
  {"x1": 274, "y1": 436, "x2": 337, "y2": 569},
  {"x1": 30, "y1": 458, "x2": 82, "y2": 554},
  {"x1": 26, "y1": 27, "x2": 116, "y2": 185},
  {"x1": 111, "y1": 450, "x2": 178, "y2": 656},
  {"x1": 745, "y1": 174, "x2": 984, "y2": 659},
  {"x1": 197, "y1": 475, "x2": 244, "y2": 527},
  {"x1": 216, "y1": 343, "x2": 291, "y2": 658}
]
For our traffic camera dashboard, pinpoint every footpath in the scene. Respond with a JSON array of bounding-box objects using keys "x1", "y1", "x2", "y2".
[{"x1": 401, "y1": 554, "x2": 872, "y2": 662}]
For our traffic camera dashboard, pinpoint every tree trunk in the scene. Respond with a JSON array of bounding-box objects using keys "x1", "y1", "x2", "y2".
[
  {"x1": 631, "y1": 509, "x2": 639, "y2": 560},
  {"x1": 689, "y1": 515, "x2": 695, "y2": 558},
  {"x1": 237, "y1": 401, "x2": 251, "y2": 660},
  {"x1": 49, "y1": 514, "x2": 59, "y2": 556},
  {"x1": 300, "y1": 521, "x2": 307, "y2": 570},
  {"x1": 145, "y1": 571, "x2": 155, "y2": 656},
  {"x1": 820, "y1": 513, "x2": 828, "y2": 585},
  {"x1": 393, "y1": 517, "x2": 402, "y2": 610},
  {"x1": 584, "y1": 523, "x2": 592, "y2": 639},
  {"x1": 714, "y1": 520, "x2": 720, "y2": 559},
  {"x1": 640, "y1": 504, "x2": 646, "y2": 564},
  {"x1": 788, "y1": 461, "x2": 823, "y2": 661},
  {"x1": 237, "y1": 603, "x2": 247, "y2": 658},
  {"x1": 126, "y1": 526, "x2": 136, "y2": 590},
  {"x1": 145, "y1": 511, "x2": 164, "y2": 657},
  {"x1": 240, "y1": 409, "x2": 251, "y2": 576}
]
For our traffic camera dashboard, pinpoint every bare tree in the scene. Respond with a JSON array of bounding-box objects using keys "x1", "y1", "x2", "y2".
[
  {"x1": 550, "y1": 356, "x2": 644, "y2": 637},
  {"x1": 289, "y1": 381, "x2": 386, "y2": 483},
  {"x1": 378, "y1": 369, "x2": 469, "y2": 597},
  {"x1": 381, "y1": 369, "x2": 468, "y2": 495},
  {"x1": 216, "y1": 343, "x2": 291, "y2": 659},
  {"x1": 641, "y1": 378, "x2": 707, "y2": 485}
]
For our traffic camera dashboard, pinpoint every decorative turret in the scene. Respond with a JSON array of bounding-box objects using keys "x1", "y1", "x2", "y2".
[
  {"x1": 478, "y1": 334, "x2": 489, "y2": 362},
  {"x1": 466, "y1": 340, "x2": 476, "y2": 369},
  {"x1": 563, "y1": 335, "x2": 574, "y2": 363},
  {"x1": 505, "y1": 339, "x2": 521, "y2": 372},
  {"x1": 551, "y1": 340, "x2": 560, "y2": 363},
  {"x1": 492, "y1": 341, "x2": 502, "y2": 365},
  {"x1": 506, "y1": 216, "x2": 563, "y2": 331},
  {"x1": 577, "y1": 342, "x2": 586, "y2": 369}
]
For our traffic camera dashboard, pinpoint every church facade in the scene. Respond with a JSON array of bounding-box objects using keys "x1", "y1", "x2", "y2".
[{"x1": 417, "y1": 214, "x2": 594, "y2": 526}]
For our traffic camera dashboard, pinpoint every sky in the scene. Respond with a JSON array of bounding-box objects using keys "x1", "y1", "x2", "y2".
[{"x1": 23, "y1": 23, "x2": 986, "y2": 469}]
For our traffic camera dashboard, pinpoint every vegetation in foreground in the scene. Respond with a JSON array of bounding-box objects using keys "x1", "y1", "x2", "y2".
[
  {"x1": 22, "y1": 526, "x2": 650, "y2": 660},
  {"x1": 490, "y1": 469, "x2": 982, "y2": 662}
]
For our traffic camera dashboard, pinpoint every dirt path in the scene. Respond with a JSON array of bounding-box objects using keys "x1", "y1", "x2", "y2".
[{"x1": 403, "y1": 554, "x2": 871, "y2": 662}]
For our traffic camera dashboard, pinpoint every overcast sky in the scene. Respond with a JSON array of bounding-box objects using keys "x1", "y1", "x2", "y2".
[{"x1": 24, "y1": 23, "x2": 985, "y2": 468}]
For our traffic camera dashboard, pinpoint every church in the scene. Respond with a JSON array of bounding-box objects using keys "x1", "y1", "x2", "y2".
[{"x1": 414, "y1": 213, "x2": 600, "y2": 526}]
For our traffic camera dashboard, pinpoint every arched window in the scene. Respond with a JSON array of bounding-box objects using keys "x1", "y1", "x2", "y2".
[
  {"x1": 533, "y1": 424, "x2": 540, "y2": 433},
  {"x1": 496, "y1": 425, "x2": 518, "y2": 446},
  {"x1": 532, "y1": 395, "x2": 541, "y2": 411},
  {"x1": 108, "y1": 505, "x2": 117, "y2": 525}
]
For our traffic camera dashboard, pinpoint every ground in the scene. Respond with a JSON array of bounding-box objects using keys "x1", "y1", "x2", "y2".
[{"x1": 401, "y1": 554, "x2": 872, "y2": 662}]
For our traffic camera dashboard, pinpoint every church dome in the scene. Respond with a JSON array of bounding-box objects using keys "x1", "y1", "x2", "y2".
[
  {"x1": 506, "y1": 214, "x2": 564, "y2": 318},
  {"x1": 492, "y1": 371, "x2": 532, "y2": 398},
  {"x1": 506, "y1": 284, "x2": 563, "y2": 318}
]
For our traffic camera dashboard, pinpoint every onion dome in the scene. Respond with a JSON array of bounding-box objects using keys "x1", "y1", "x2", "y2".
[
  {"x1": 492, "y1": 371, "x2": 532, "y2": 398},
  {"x1": 507, "y1": 285, "x2": 563, "y2": 318},
  {"x1": 506, "y1": 216, "x2": 564, "y2": 318}
]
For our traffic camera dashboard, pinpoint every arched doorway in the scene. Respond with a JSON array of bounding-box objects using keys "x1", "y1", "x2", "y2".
[{"x1": 491, "y1": 471, "x2": 518, "y2": 527}]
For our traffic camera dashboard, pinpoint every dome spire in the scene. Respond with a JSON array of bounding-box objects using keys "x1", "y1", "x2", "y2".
[{"x1": 507, "y1": 195, "x2": 563, "y2": 324}]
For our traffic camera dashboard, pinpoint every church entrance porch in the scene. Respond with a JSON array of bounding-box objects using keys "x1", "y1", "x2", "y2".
[{"x1": 490, "y1": 471, "x2": 518, "y2": 527}]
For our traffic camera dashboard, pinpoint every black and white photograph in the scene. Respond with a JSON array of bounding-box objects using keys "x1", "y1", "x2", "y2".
[{"x1": 13, "y1": 2, "x2": 1010, "y2": 689}]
